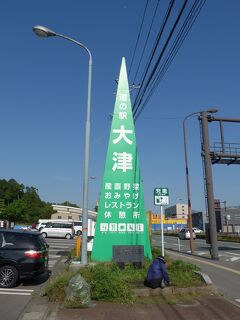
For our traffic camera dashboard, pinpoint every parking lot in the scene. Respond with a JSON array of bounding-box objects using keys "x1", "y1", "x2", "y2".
[{"x1": 0, "y1": 237, "x2": 75, "y2": 320}]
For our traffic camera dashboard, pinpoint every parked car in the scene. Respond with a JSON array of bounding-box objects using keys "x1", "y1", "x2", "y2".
[
  {"x1": 192, "y1": 227, "x2": 203, "y2": 234},
  {"x1": 0, "y1": 229, "x2": 49, "y2": 288},
  {"x1": 73, "y1": 221, "x2": 82, "y2": 236},
  {"x1": 40, "y1": 222, "x2": 74, "y2": 239},
  {"x1": 178, "y1": 228, "x2": 196, "y2": 240},
  {"x1": 36, "y1": 221, "x2": 48, "y2": 232},
  {"x1": 36, "y1": 220, "x2": 82, "y2": 235}
]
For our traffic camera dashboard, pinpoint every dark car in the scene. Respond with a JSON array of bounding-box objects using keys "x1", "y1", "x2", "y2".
[{"x1": 0, "y1": 229, "x2": 49, "y2": 288}]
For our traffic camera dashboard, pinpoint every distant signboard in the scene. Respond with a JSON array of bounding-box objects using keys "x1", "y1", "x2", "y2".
[
  {"x1": 154, "y1": 188, "x2": 169, "y2": 206},
  {"x1": 151, "y1": 214, "x2": 187, "y2": 225}
]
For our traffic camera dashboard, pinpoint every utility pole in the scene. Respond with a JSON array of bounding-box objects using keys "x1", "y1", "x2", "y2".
[{"x1": 200, "y1": 112, "x2": 219, "y2": 260}]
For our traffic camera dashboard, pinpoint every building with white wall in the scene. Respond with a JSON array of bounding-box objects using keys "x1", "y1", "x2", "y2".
[
  {"x1": 165, "y1": 203, "x2": 188, "y2": 220},
  {"x1": 51, "y1": 205, "x2": 97, "y2": 221},
  {"x1": 51, "y1": 205, "x2": 97, "y2": 237}
]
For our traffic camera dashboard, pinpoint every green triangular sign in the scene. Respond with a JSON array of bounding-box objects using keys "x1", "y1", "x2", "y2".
[{"x1": 91, "y1": 58, "x2": 152, "y2": 261}]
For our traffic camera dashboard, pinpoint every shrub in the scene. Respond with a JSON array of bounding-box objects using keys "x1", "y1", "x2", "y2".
[
  {"x1": 44, "y1": 253, "x2": 203, "y2": 305},
  {"x1": 168, "y1": 259, "x2": 202, "y2": 287},
  {"x1": 78, "y1": 263, "x2": 134, "y2": 303},
  {"x1": 44, "y1": 271, "x2": 75, "y2": 302}
]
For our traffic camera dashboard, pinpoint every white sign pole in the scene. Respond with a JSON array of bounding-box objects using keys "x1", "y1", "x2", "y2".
[{"x1": 160, "y1": 205, "x2": 164, "y2": 257}]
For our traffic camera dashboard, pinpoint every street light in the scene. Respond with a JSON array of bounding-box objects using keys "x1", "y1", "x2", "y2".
[
  {"x1": 183, "y1": 108, "x2": 218, "y2": 255},
  {"x1": 33, "y1": 25, "x2": 92, "y2": 265}
]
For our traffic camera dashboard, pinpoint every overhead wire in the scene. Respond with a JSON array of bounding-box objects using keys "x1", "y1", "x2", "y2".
[
  {"x1": 157, "y1": 0, "x2": 206, "y2": 83},
  {"x1": 132, "y1": 0, "x2": 161, "y2": 85},
  {"x1": 132, "y1": 0, "x2": 176, "y2": 113},
  {"x1": 128, "y1": 0, "x2": 149, "y2": 78},
  {"x1": 135, "y1": 0, "x2": 206, "y2": 120},
  {"x1": 134, "y1": 0, "x2": 207, "y2": 121},
  {"x1": 161, "y1": 0, "x2": 206, "y2": 71},
  {"x1": 133, "y1": 0, "x2": 189, "y2": 119}
]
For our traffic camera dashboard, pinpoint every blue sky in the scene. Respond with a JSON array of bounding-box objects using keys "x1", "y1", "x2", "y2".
[{"x1": 0, "y1": 1, "x2": 240, "y2": 213}]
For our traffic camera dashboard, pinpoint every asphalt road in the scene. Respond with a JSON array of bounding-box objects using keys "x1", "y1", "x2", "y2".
[
  {"x1": 153, "y1": 234, "x2": 240, "y2": 262},
  {"x1": 0, "y1": 237, "x2": 75, "y2": 320},
  {"x1": 153, "y1": 234, "x2": 240, "y2": 306}
]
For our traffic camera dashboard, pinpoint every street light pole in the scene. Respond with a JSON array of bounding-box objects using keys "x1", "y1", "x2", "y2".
[
  {"x1": 200, "y1": 111, "x2": 219, "y2": 260},
  {"x1": 183, "y1": 108, "x2": 218, "y2": 255},
  {"x1": 33, "y1": 25, "x2": 92, "y2": 265},
  {"x1": 183, "y1": 112, "x2": 198, "y2": 254}
]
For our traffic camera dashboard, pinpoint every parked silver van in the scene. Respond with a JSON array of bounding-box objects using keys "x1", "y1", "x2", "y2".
[{"x1": 40, "y1": 222, "x2": 74, "y2": 239}]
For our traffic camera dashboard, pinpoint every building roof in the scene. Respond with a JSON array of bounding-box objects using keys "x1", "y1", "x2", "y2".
[{"x1": 52, "y1": 205, "x2": 97, "y2": 221}]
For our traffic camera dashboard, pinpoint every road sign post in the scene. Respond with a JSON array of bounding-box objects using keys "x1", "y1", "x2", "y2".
[
  {"x1": 160, "y1": 205, "x2": 164, "y2": 256},
  {"x1": 154, "y1": 188, "x2": 169, "y2": 257}
]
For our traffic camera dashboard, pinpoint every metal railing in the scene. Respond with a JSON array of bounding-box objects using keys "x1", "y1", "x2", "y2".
[{"x1": 210, "y1": 142, "x2": 240, "y2": 155}]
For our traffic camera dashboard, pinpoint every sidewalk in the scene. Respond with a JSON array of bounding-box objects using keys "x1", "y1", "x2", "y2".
[{"x1": 55, "y1": 295, "x2": 240, "y2": 320}]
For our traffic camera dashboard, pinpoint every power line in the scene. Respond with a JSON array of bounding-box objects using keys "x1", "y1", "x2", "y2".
[
  {"x1": 135, "y1": 0, "x2": 206, "y2": 120},
  {"x1": 158, "y1": 0, "x2": 206, "y2": 82},
  {"x1": 133, "y1": 0, "x2": 189, "y2": 119},
  {"x1": 134, "y1": 0, "x2": 206, "y2": 121},
  {"x1": 139, "y1": 116, "x2": 184, "y2": 120},
  {"x1": 128, "y1": 0, "x2": 149, "y2": 78},
  {"x1": 132, "y1": 0, "x2": 176, "y2": 114},
  {"x1": 132, "y1": 0, "x2": 161, "y2": 84}
]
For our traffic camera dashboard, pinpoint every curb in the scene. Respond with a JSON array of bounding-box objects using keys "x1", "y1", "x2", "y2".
[
  {"x1": 18, "y1": 257, "x2": 66, "y2": 320},
  {"x1": 132, "y1": 271, "x2": 218, "y2": 297},
  {"x1": 18, "y1": 296, "x2": 58, "y2": 320}
]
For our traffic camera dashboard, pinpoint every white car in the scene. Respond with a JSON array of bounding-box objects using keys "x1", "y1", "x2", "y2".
[
  {"x1": 192, "y1": 227, "x2": 203, "y2": 234},
  {"x1": 36, "y1": 222, "x2": 47, "y2": 232},
  {"x1": 73, "y1": 221, "x2": 82, "y2": 236},
  {"x1": 41, "y1": 222, "x2": 74, "y2": 239},
  {"x1": 178, "y1": 228, "x2": 196, "y2": 240}
]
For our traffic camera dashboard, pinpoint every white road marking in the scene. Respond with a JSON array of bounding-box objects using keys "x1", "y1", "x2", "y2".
[
  {"x1": 0, "y1": 288, "x2": 34, "y2": 296},
  {"x1": 48, "y1": 254, "x2": 61, "y2": 258},
  {"x1": 196, "y1": 252, "x2": 207, "y2": 256},
  {"x1": 48, "y1": 255, "x2": 60, "y2": 259},
  {"x1": 225, "y1": 252, "x2": 240, "y2": 257},
  {"x1": 229, "y1": 257, "x2": 240, "y2": 262},
  {"x1": 0, "y1": 292, "x2": 32, "y2": 296},
  {"x1": 152, "y1": 241, "x2": 167, "y2": 245},
  {"x1": 235, "y1": 298, "x2": 240, "y2": 304},
  {"x1": 49, "y1": 245, "x2": 70, "y2": 250},
  {"x1": 0, "y1": 288, "x2": 34, "y2": 292}
]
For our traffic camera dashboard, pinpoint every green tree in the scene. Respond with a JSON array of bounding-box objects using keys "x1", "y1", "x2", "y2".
[
  {"x1": 3, "y1": 195, "x2": 53, "y2": 223},
  {"x1": 0, "y1": 179, "x2": 24, "y2": 204},
  {"x1": 1, "y1": 183, "x2": 53, "y2": 223},
  {"x1": 0, "y1": 198, "x2": 5, "y2": 214},
  {"x1": 59, "y1": 201, "x2": 79, "y2": 208}
]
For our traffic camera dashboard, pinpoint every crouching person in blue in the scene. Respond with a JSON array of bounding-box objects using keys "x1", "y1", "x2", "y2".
[{"x1": 144, "y1": 255, "x2": 171, "y2": 289}]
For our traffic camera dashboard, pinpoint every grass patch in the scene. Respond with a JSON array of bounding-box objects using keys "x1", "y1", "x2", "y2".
[
  {"x1": 78, "y1": 263, "x2": 134, "y2": 303},
  {"x1": 168, "y1": 259, "x2": 202, "y2": 287},
  {"x1": 44, "y1": 271, "x2": 76, "y2": 303},
  {"x1": 44, "y1": 252, "x2": 203, "y2": 305}
]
